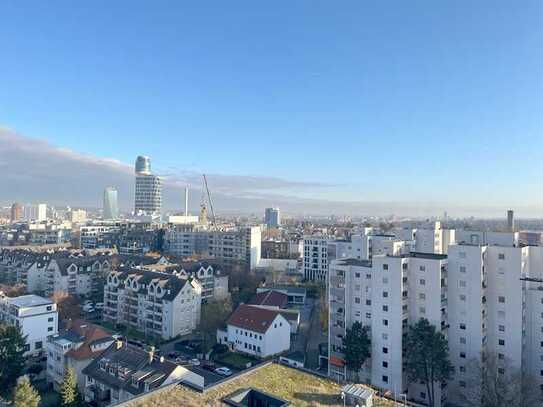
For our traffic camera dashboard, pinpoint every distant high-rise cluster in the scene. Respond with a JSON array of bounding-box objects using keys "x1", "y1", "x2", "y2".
[
  {"x1": 265, "y1": 207, "x2": 281, "y2": 228},
  {"x1": 103, "y1": 187, "x2": 119, "y2": 219},
  {"x1": 134, "y1": 155, "x2": 162, "y2": 217},
  {"x1": 10, "y1": 202, "x2": 22, "y2": 222}
]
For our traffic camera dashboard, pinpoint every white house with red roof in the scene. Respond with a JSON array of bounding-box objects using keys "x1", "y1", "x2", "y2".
[{"x1": 217, "y1": 304, "x2": 290, "y2": 358}]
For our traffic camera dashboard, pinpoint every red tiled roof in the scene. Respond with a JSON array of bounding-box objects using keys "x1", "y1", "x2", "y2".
[
  {"x1": 248, "y1": 290, "x2": 288, "y2": 308},
  {"x1": 227, "y1": 304, "x2": 283, "y2": 334},
  {"x1": 65, "y1": 320, "x2": 114, "y2": 360}
]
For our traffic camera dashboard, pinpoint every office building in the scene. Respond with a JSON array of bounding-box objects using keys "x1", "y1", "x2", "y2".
[
  {"x1": 70, "y1": 209, "x2": 87, "y2": 223},
  {"x1": 0, "y1": 293, "x2": 58, "y2": 356},
  {"x1": 10, "y1": 202, "x2": 23, "y2": 223},
  {"x1": 134, "y1": 156, "x2": 161, "y2": 217},
  {"x1": 507, "y1": 209, "x2": 515, "y2": 232},
  {"x1": 264, "y1": 207, "x2": 281, "y2": 228},
  {"x1": 103, "y1": 187, "x2": 119, "y2": 220}
]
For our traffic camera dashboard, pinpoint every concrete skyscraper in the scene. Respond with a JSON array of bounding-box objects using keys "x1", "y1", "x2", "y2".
[
  {"x1": 134, "y1": 155, "x2": 162, "y2": 216},
  {"x1": 103, "y1": 187, "x2": 119, "y2": 219}
]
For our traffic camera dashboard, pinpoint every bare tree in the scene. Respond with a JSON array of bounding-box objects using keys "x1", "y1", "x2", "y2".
[{"x1": 459, "y1": 351, "x2": 542, "y2": 407}]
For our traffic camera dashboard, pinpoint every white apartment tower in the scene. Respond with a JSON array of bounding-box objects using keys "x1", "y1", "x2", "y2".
[{"x1": 329, "y1": 253, "x2": 448, "y2": 406}]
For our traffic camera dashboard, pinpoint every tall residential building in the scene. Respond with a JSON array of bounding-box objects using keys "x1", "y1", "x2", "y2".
[
  {"x1": 265, "y1": 207, "x2": 281, "y2": 228},
  {"x1": 103, "y1": 187, "x2": 119, "y2": 219},
  {"x1": 10, "y1": 202, "x2": 23, "y2": 223},
  {"x1": 134, "y1": 155, "x2": 162, "y2": 216},
  {"x1": 328, "y1": 253, "x2": 448, "y2": 406},
  {"x1": 329, "y1": 231, "x2": 543, "y2": 407}
]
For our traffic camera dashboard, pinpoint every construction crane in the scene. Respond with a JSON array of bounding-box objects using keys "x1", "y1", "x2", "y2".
[{"x1": 202, "y1": 174, "x2": 217, "y2": 227}]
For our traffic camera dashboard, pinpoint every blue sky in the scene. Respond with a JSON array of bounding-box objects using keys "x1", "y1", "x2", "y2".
[{"x1": 1, "y1": 1, "x2": 543, "y2": 212}]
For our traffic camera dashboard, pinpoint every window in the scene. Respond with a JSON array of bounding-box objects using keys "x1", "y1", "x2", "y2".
[
  {"x1": 355, "y1": 297, "x2": 361, "y2": 304},
  {"x1": 498, "y1": 296, "x2": 505, "y2": 303},
  {"x1": 498, "y1": 253, "x2": 505, "y2": 260},
  {"x1": 366, "y1": 300, "x2": 371, "y2": 306},
  {"x1": 420, "y1": 279, "x2": 426, "y2": 286},
  {"x1": 498, "y1": 368, "x2": 505, "y2": 375},
  {"x1": 383, "y1": 264, "x2": 389, "y2": 271},
  {"x1": 460, "y1": 323, "x2": 466, "y2": 330},
  {"x1": 460, "y1": 352, "x2": 466, "y2": 359},
  {"x1": 382, "y1": 347, "x2": 388, "y2": 354},
  {"x1": 460, "y1": 266, "x2": 466, "y2": 273},
  {"x1": 48, "y1": 317, "x2": 54, "y2": 322},
  {"x1": 382, "y1": 333, "x2": 388, "y2": 340},
  {"x1": 355, "y1": 273, "x2": 360, "y2": 278},
  {"x1": 383, "y1": 291, "x2": 389, "y2": 298},
  {"x1": 382, "y1": 277, "x2": 388, "y2": 284},
  {"x1": 459, "y1": 366, "x2": 466, "y2": 373},
  {"x1": 365, "y1": 312, "x2": 371, "y2": 318},
  {"x1": 419, "y1": 266, "x2": 426, "y2": 272},
  {"x1": 46, "y1": 306, "x2": 52, "y2": 311},
  {"x1": 383, "y1": 319, "x2": 388, "y2": 326},
  {"x1": 35, "y1": 341, "x2": 42, "y2": 350},
  {"x1": 382, "y1": 305, "x2": 388, "y2": 312},
  {"x1": 419, "y1": 307, "x2": 426, "y2": 314},
  {"x1": 366, "y1": 274, "x2": 371, "y2": 279},
  {"x1": 382, "y1": 375, "x2": 388, "y2": 383},
  {"x1": 499, "y1": 325, "x2": 505, "y2": 332},
  {"x1": 499, "y1": 339, "x2": 505, "y2": 346},
  {"x1": 459, "y1": 280, "x2": 467, "y2": 288},
  {"x1": 460, "y1": 337, "x2": 466, "y2": 344},
  {"x1": 419, "y1": 293, "x2": 426, "y2": 300},
  {"x1": 382, "y1": 361, "x2": 388, "y2": 368},
  {"x1": 420, "y1": 392, "x2": 426, "y2": 399},
  {"x1": 498, "y1": 353, "x2": 505, "y2": 360},
  {"x1": 459, "y1": 381, "x2": 466, "y2": 388},
  {"x1": 460, "y1": 294, "x2": 466, "y2": 301},
  {"x1": 48, "y1": 327, "x2": 53, "y2": 332}
]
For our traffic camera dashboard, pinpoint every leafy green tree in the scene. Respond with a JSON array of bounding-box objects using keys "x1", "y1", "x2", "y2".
[
  {"x1": 13, "y1": 377, "x2": 40, "y2": 407},
  {"x1": 200, "y1": 298, "x2": 233, "y2": 353},
  {"x1": 0, "y1": 324, "x2": 27, "y2": 392},
  {"x1": 342, "y1": 321, "x2": 371, "y2": 381},
  {"x1": 405, "y1": 318, "x2": 453, "y2": 407},
  {"x1": 60, "y1": 367, "x2": 82, "y2": 407}
]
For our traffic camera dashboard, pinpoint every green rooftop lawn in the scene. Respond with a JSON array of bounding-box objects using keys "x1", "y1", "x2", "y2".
[{"x1": 127, "y1": 363, "x2": 399, "y2": 407}]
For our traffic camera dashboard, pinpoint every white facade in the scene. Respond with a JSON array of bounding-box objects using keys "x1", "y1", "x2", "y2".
[
  {"x1": 24, "y1": 203, "x2": 47, "y2": 222},
  {"x1": 329, "y1": 253, "x2": 447, "y2": 406},
  {"x1": 218, "y1": 305, "x2": 291, "y2": 358},
  {"x1": 0, "y1": 294, "x2": 58, "y2": 356},
  {"x1": 103, "y1": 269, "x2": 201, "y2": 340}
]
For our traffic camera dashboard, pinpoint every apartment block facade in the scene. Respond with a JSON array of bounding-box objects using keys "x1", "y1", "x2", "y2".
[{"x1": 103, "y1": 268, "x2": 201, "y2": 340}]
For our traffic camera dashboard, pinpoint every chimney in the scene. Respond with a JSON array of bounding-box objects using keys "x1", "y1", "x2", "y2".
[
  {"x1": 185, "y1": 187, "x2": 189, "y2": 216},
  {"x1": 147, "y1": 345, "x2": 155, "y2": 363}
]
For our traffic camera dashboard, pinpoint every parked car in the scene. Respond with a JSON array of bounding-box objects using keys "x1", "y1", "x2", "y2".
[
  {"x1": 189, "y1": 358, "x2": 201, "y2": 366},
  {"x1": 214, "y1": 367, "x2": 232, "y2": 377}
]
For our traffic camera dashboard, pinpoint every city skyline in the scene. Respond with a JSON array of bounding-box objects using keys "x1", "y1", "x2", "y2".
[{"x1": 1, "y1": 2, "x2": 543, "y2": 216}]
